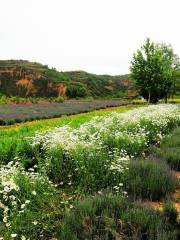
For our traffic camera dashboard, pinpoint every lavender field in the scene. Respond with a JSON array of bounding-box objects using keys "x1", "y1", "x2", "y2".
[{"x1": 0, "y1": 100, "x2": 129, "y2": 125}]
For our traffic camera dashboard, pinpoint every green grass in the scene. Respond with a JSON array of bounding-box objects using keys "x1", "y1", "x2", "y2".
[{"x1": 167, "y1": 98, "x2": 180, "y2": 103}]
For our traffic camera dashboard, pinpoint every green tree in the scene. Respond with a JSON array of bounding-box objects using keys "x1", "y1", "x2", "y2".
[
  {"x1": 130, "y1": 38, "x2": 179, "y2": 103},
  {"x1": 66, "y1": 84, "x2": 88, "y2": 98},
  {"x1": 169, "y1": 70, "x2": 180, "y2": 98}
]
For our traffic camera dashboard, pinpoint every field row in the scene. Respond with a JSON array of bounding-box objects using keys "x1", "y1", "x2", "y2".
[{"x1": 0, "y1": 100, "x2": 130, "y2": 125}]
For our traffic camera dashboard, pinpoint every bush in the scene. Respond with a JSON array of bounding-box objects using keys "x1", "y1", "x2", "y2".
[
  {"x1": 132, "y1": 99, "x2": 147, "y2": 105},
  {"x1": 155, "y1": 148, "x2": 180, "y2": 170},
  {"x1": 54, "y1": 96, "x2": 64, "y2": 103},
  {"x1": 44, "y1": 146, "x2": 128, "y2": 194},
  {"x1": 58, "y1": 194, "x2": 179, "y2": 240},
  {"x1": 67, "y1": 84, "x2": 88, "y2": 98},
  {"x1": 0, "y1": 119, "x2": 6, "y2": 125},
  {"x1": 113, "y1": 90, "x2": 127, "y2": 98},
  {"x1": 123, "y1": 158, "x2": 176, "y2": 200},
  {"x1": 160, "y1": 128, "x2": 180, "y2": 148},
  {"x1": 152, "y1": 128, "x2": 180, "y2": 170},
  {"x1": 163, "y1": 201, "x2": 178, "y2": 225},
  {"x1": 0, "y1": 163, "x2": 64, "y2": 239}
]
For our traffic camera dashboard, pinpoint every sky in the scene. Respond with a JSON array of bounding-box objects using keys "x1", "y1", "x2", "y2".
[{"x1": 0, "y1": 0, "x2": 180, "y2": 75}]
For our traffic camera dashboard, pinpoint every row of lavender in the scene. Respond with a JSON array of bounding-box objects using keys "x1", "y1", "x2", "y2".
[{"x1": 0, "y1": 100, "x2": 129, "y2": 125}]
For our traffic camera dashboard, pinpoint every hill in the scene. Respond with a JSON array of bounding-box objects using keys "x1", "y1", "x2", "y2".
[{"x1": 0, "y1": 60, "x2": 134, "y2": 99}]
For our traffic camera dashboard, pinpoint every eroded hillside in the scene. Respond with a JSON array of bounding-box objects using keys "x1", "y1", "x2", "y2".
[{"x1": 0, "y1": 60, "x2": 135, "y2": 98}]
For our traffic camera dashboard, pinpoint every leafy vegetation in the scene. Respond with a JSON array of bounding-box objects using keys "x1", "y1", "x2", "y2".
[
  {"x1": 130, "y1": 38, "x2": 180, "y2": 103},
  {"x1": 0, "y1": 95, "x2": 64, "y2": 104},
  {"x1": 123, "y1": 158, "x2": 176, "y2": 200},
  {"x1": 151, "y1": 128, "x2": 180, "y2": 170},
  {"x1": 0, "y1": 105, "x2": 180, "y2": 239},
  {"x1": 170, "y1": 70, "x2": 180, "y2": 97},
  {"x1": 58, "y1": 194, "x2": 179, "y2": 240}
]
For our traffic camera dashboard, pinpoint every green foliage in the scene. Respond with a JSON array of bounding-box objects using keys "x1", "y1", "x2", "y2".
[
  {"x1": 41, "y1": 145, "x2": 125, "y2": 194},
  {"x1": 0, "y1": 168, "x2": 63, "y2": 239},
  {"x1": 123, "y1": 158, "x2": 176, "y2": 200},
  {"x1": 63, "y1": 71, "x2": 131, "y2": 98},
  {"x1": 43, "y1": 68, "x2": 69, "y2": 83},
  {"x1": 152, "y1": 128, "x2": 180, "y2": 170},
  {"x1": 0, "y1": 95, "x2": 65, "y2": 104},
  {"x1": 54, "y1": 96, "x2": 64, "y2": 102},
  {"x1": 170, "y1": 70, "x2": 180, "y2": 97},
  {"x1": 130, "y1": 38, "x2": 179, "y2": 103},
  {"x1": 0, "y1": 107, "x2": 180, "y2": 239},
  {"x1": 155, "y1": 148, "x2": 180, "y2": 170},
  {"x1": 112, "y1": 90, "x2": 127, "y2": 98},
  {"x1": 163, "y1": 201, "x2": 178, "y2": 225},
  {"x1": 66, "y1": 83, "x2": 88, "y2": 98},
  {"x1": 167, "y1": 98, "x2": 180, "y2": 103},
  {"x1": 58, "y1": 194, "x2": 179, "y2": 240}
]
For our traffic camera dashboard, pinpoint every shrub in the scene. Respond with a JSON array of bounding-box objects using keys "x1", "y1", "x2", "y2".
[
  {"x1": 152, "y1": 128, "x2": 180, "y2": 170},
  {"x1": 16, "y1": 141, "x2": 41, "y2": 170},
  {"x1": 113, "y1": 90, "x2": 127, "y2": 98},
  {"x1": 163, "y1": 201, "x2": 178, "y2": 225},
  {"x1": 154, "y1": 148, "x2": 180, "y2": 170},
  {"x1": 160, "y1": 128, "x2": 180, "y2": 148},
  {"x1": 123, "y1": 158, "x2": 176, "y2": 200},
  {"x1": 0, "y1": 162, "x2": 63, "y2": 239},
  {"x1": 54, "y1": 96, "x2": 64, "y2": 103},
  {"x1": 67, "y1": 84, "x2": 88, "y2": 98},
  {"x1": 0, "y1": 119, "x2": 6, "y2": 125},
  {"x1": 45, "y1": 146, "x2": 129, "y2": 194},
  {"x1": 58, "y1": 194, "x2": 179, "y2": 240}
]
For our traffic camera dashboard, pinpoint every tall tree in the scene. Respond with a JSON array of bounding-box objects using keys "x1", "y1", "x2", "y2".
[{"x1": 130, "y1": 38, "x2": 179, "y2": 103}]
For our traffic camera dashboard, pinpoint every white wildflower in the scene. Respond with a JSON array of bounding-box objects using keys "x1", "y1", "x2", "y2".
[
  {"x1": 32, "y1": 190, "x2": 37, "y2": 196},
  {"x1": 11, "y1": 234, "x2": 17, "y2": 238}
]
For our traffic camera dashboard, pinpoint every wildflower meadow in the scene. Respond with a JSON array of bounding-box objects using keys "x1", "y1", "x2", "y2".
[{"x1": 0, "y1": 104, "x2": 180, "y2": 239}]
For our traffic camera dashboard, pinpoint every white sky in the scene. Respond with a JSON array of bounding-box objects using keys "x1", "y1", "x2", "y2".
[{"x1": 0, "y1": 0, "x2": 180, "y2": 75}]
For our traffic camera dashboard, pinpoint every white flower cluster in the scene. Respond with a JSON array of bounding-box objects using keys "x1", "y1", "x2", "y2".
[
  {"x1": 31, "y1": 104, "x2": 180, "y2": 154},
  {"x1": 28, "y1": 104, "x2": 180, "y2": 191},
  {"x1": 0, "y1": 161, "x2": 55, "y2": 238},
  {"x1": 0, "y1": 162, "x2": 20, "y2": 227},
  {"x1": 110, "y1": 150, "x2": 130, "y2": 173}
]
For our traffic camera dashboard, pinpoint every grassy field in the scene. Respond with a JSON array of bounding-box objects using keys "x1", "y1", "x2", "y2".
[
  {"x1": 0, "y1": 100, "x2": 130, "y2": 125},
  {"x1": 0, "y1": 104, "x2": 180, "y2": 239}
]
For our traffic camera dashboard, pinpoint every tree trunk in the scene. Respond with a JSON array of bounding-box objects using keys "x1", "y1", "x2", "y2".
[
  {"x1": 147, "y1": 91, "x2": 151, "y2": 104},
  {"x1": 165, "y1": 95, "x2": 168, "y2": 103}
]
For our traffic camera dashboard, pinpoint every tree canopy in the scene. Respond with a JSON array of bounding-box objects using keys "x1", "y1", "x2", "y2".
[{"x1": 130, "y1": 38, "x2": 179, "y2": 103}]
